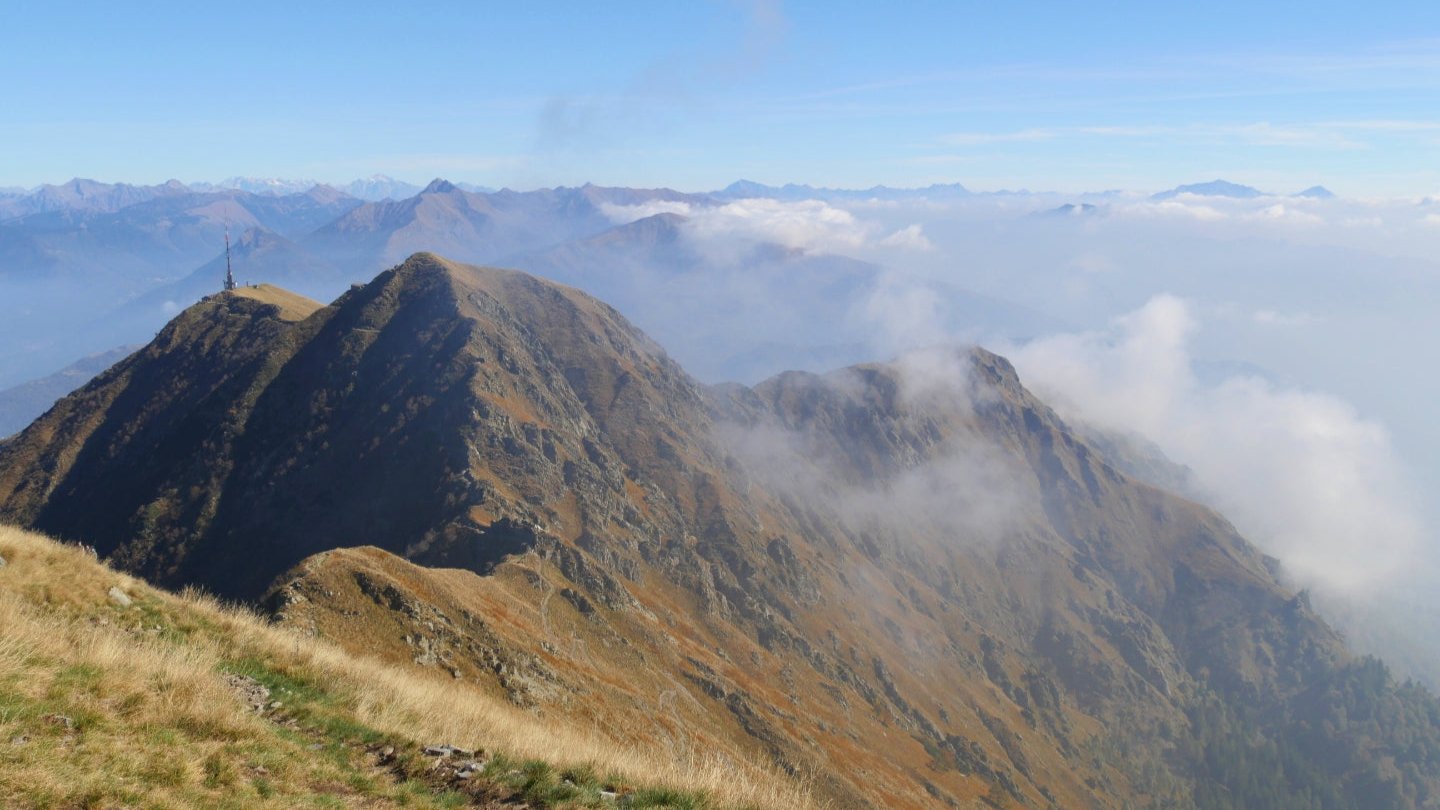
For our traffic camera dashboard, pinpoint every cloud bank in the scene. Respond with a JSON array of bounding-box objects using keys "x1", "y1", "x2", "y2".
[
  {"x1": 1002, "y1": 295, "x2": 1422, "y2": 595},
  {"x1": 601, "y1": 198, "x2": 932, "y2": 254}
]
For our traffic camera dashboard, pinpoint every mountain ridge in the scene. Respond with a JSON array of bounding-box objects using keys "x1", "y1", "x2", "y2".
[{"x1": 2, "y1": 253, "x2": 1437, "y2": 808}]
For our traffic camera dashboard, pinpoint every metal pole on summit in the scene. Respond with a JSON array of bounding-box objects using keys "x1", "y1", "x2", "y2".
[{"x1": 224, "y1": 227, "x2": 237, "y2": 292}]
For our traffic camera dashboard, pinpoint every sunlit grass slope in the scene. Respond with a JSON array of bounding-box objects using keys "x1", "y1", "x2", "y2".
[{"x1": 0, "y1": 525, "x2": 817, "y2": 810}]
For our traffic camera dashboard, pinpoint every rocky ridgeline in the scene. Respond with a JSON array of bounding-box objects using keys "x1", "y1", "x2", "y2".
[{"x1": 1, "y1": 254, "x2": 1437, "y2": 808}]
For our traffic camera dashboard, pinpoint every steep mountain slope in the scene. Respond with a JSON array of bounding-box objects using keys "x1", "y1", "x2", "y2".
[{"x1": 1, "y1": 254, "x2": 1437, "y2": 809}]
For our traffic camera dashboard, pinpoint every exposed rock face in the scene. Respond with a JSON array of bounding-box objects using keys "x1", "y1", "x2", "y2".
[{"x1": 2, "y1": 253, "x2": 1436, "y2": 809}]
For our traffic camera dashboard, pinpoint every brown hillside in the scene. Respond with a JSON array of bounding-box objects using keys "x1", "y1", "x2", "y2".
[
  {"x1": 2, "y1": 253, "x2": 1437, "y2": 809},
  {"x1": 0, "y1": 524, "x2": 813, "y2": 810}
]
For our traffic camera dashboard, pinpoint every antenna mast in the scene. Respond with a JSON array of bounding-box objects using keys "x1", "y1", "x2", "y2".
[{"x1": 223, "y1": 227, "x2": 237, "y2": 292}]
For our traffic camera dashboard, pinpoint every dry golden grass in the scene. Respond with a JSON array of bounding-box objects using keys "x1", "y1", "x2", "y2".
[
  {"x1": 230, "y1": 284, "x2": 323, "y2": 321},
  {"x1": 0, "y1": 525, "x2": 819, "y2": 810}
]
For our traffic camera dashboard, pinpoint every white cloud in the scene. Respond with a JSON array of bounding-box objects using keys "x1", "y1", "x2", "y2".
[
  {"x1": 1132, "y1": 200, "x2": 1229, "y2": 221},
  {"x1": 1107, "y1": 195, "x2": 1335, "y2": 228},
  {"x1": 605, "y1": 197, "x2": 930, "y2": 254},
  {"x1": 1341, "y1": 215, "x2": 1384, "y2": 228},
  {"x1": 719, "y1": 355, "x2": 1031, "y2": 550},
  {"x1": 599, "y1": 200, "x2": 694, "y2": 223},
  {"x1": 878, "y1": 223, "x2": 933, "y2": 250},
  {"x1": 858, "y1": 271, "x2": 953, "y2": 352},
  {"x1": 1004, "y1": 295, "x2": 1421, "y2": 595},
  {"x1": 1251, "y1": 203, "x2": 1324, "y2": 224},
  {"x1": 689, "y1": 198, "x2": 869, "y2": 250}
]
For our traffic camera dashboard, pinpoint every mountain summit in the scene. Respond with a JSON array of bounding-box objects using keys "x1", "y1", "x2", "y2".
[
  {"x1": 2, "y1": 254, "x2": 1437, "y2": 808},
  {"x1": 0, "y1": 254, "x2": 694, "y2": 597},
  {"x1": 1151, "y1": 179, "x2": 1264, "y2": 200}
]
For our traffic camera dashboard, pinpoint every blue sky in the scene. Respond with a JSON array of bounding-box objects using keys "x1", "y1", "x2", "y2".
[{"x1": 4, "y1": 1, "x2": 1439, "y2": 194}]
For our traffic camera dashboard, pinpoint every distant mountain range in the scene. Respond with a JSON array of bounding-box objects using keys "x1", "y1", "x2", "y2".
[
  {"x1": 715, "y1": 178, "x2": 974, "y2": 201},
  {"x1": 0, "y1": 182, "x2": 362, "y2": 284},
  {"x1": 0, "y1": 175, "x2": 496, "y2": 210},
  {"x1": 191, "y1": 175, "x2": 496, "y2": 200},
  {"x1": 0, "y1": 178, "x2": 720, "y2": 395},
  {"x1": 188, "y1": 177, "x2": 324, "y2": 197},
  {"x1": 0, "y1": 177, "x2": 194, "y2": 220},
  {"x1": 0, "y1": 173, "x2": 1340, "y2": 411},
  {"x1": 0, "y1": 345, "x2": 138, "y2": 437},
  {"x1": 303, "y1": 179, "x2": 703, "y2": 272},
  {"x1": 1151, "y1": 179, "x2": 1335, "y2": 201},
  {"x1": 0, "y1": 176, "x2": 1343, "y2": 214}
]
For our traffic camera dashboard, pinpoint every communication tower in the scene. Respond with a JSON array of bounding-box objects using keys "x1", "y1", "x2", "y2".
[{"x1": 223, "y1": 228, "x2": 237, "y2": 292}]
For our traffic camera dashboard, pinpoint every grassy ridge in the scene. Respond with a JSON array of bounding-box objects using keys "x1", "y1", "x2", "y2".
[{"x1": 0, "y1": 526, "x2": 816, "y2": 809}]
